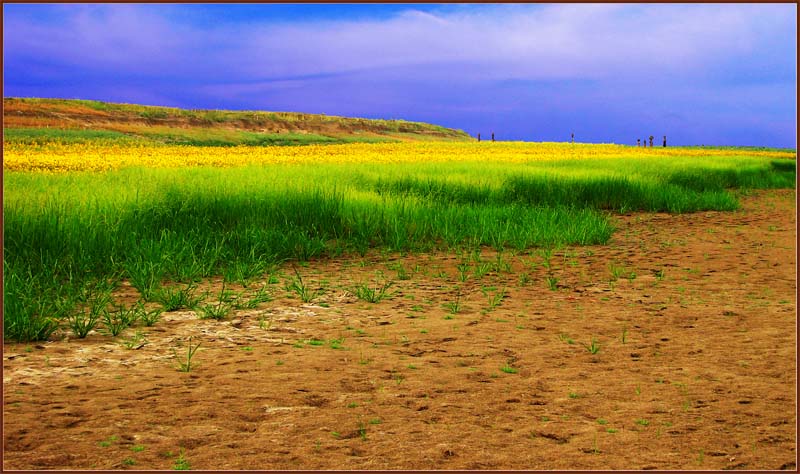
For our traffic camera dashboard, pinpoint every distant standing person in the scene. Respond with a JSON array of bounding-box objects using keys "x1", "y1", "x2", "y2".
[
  {"x1": 649, "y1": 135, "x2": 654, "y2": 147},
  {"x1": 491, "y1": 132, "x2": 495, "y2": 142},
  {"x1": 637, "y1": 139, "x2": 641, "y2": 147},
  {"x1": 477, "y1": 133, "x2": 481, "y2": 142},
  {"x1": 663, "y1": 135, "x2": 667, "y2": 147},
  {"x1": 571, "y1": 133, "x2": 574, "y2": 144}
]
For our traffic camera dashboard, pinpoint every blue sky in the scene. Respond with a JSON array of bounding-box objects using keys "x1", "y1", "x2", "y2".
[{"x1": 4, "y1": 3, "x2": 797, "y2": 147}]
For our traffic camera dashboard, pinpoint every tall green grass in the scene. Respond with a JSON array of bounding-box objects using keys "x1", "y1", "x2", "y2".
[
  {"x1": 3, "y1": 154, "x2": 795, "y2": 341},
  {"x1": 368, "y1": 156, "x2": 795, "y2": 212}
]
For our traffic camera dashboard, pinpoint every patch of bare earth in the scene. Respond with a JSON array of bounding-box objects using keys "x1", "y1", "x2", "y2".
[{"x1": 3, "y1": 189, "x2": 796, "y2": 470}]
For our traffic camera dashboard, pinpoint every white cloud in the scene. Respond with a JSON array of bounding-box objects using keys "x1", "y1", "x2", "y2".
[
  {"x1": 225, "y1": 3, "x2": 792, "y2": 81},
  {"x1": 6, "y1": 3, "x2": 794, "y2": 83}
]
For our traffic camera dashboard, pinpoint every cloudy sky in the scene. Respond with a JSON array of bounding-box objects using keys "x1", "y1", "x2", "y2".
[{"x1": 4, "y1": 3, "x2": 796, "y2": 147}]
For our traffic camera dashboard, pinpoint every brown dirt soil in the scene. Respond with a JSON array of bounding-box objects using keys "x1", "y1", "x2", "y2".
[{"x1": 3, "y1": 189, "x2": 796, "y2": 470}]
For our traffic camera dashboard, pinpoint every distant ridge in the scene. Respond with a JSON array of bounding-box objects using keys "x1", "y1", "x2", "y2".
[{"x1": 2, "y1": 97, "x2": 473, "y2": 146}]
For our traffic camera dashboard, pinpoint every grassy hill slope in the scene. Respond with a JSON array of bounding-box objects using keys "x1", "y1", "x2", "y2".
[{"x1": 2, "y1": 97, "x2": 473, "y2": 146}]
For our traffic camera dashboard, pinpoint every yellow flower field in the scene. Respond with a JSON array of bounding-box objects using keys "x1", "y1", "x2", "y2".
[{"x1": 3, "y1": 141, "x2": 795, "y2": 173}]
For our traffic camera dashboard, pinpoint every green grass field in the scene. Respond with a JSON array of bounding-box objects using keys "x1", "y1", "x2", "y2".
[{"x1": 3, "y1": 144, "x2": 796, "y2": 342}]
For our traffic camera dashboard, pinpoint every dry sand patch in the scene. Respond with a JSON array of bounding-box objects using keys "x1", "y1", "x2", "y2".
[{"x1": 3, "y1": 189, "x2": 795, "y2": 470}]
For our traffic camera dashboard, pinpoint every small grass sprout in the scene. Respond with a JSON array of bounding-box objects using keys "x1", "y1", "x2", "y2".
[
  {"x1": 197, "y1": 301, "x2": 232, "y2": 320},
  {"x1": 518, "y1": 272, "x2": 531, "y2": 286},
  {"x1": 66, "y1": 307, "x2": 104, "y2": 339},
  {"x1": 173, "y1": 337, "x2": 201, "y2": 372},
  {"x1": 258, "y1": 312, "x2": 273, "y2": 330},
  {"x1": 486, "y1": 287, "x2": 506, "y2": 311},
  {"x1": 392, "y1": 263, "x2": 411, "y2": 281},
  {"x1": 197, "y1": 282, "x2": 233, "y2": 320},
  {"x1": 173, "y1": 449, "x2": 190, "y2": 470},
  {"x1": 232, "y1": 287, "x2": 264, "y2": 310},
  {"x1": 98, "y1": 435, "x2": 118, "y2": 448},
  {"x1": 457, "y1": 262, "x2": 470, "y2": 282},
  {"x1": 135, "y1": 301, "x2": 164, "y2": 327},
  {"x1": 100, "y1": 304, "x2": 139, "y2": 337},
  {"x1": 115, "y1": 302, "x2": 142, "y2": 325},
  {"x1": 285, "y1": 268, "x2": 323, "y2": 303},
  {"x1": 153, "y1": 284, "x2": 203, "y2": 311},
  {"x1": 443, "y1": 291, "x2": 463, "y2": 314},
  {"x1": 581, "y1": 337, "x2": 601, "y2": 354},
  {"x1": 353, "y1": 278, "x2": 394, "y2": 303},
  {"x1": 121, "y1": 330, "x2": 148, "y2": 350},
  {"x1": 492, "y1": 252, "x2": 512, "y2": 273},
  {"x1": 558, "y1": 333, "x2": 575, "y2": 344},
  {"x1": 609, "y1": 263, "x2": 625, "y2": 281},
  {"x1": 501, "y1": 364, "x2": 518, "y2": 374},
  {"x1": 539, "y1": 247, "x2": 554, "y2": 270},
  {"x1": 329, "y1": 338, "x2": 345, "y2": 350},
  {"x1": 358, "y1": 421, "x2": 368, "y2": 441},
  {"x1": 473, "y1": 261, "x2": 493, "y2": 279}
]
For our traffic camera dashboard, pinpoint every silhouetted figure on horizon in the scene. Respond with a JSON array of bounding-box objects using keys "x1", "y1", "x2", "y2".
[
  {"x1": 477, "y1": 133, "x2": 481, "y2": 142},
  {"x1": 571, "y1": 132, "x2": 575, "y2": 144},
  {"x1": 649, "y1": 136, "x2": 654, "y2": 147},
  {"x1": 663, "y1": 135, "x2": 667, "y2": 147},
  {"x1": 491, "y1": 132, "x2": 495, "y2": 142},
  {"x1": 637, "y1": 139, "x2": 641, "y2": 147}
]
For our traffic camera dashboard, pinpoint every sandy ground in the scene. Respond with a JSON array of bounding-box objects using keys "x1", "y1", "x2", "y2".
[{"x1": 3, "y1": 189, "x2": 796, "y2": 470}]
